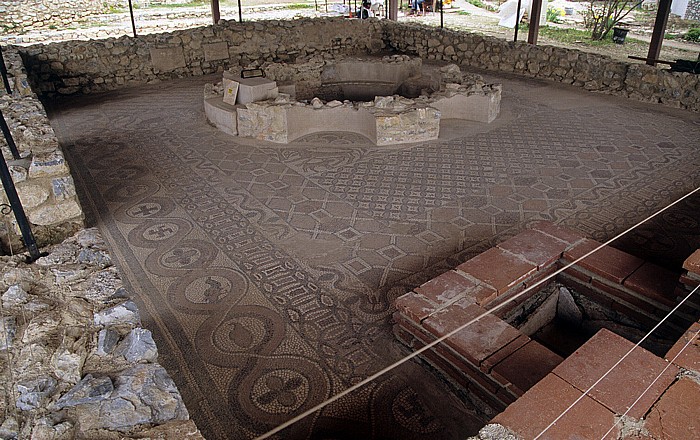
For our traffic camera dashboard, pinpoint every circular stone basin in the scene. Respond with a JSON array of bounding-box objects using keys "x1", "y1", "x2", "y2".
[{"x1": 204, "y1": 56, "x2": 502, "y2": 145}]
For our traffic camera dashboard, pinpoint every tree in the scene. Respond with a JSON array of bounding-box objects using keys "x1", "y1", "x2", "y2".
[{"x1": 584, "y1": 0, "x2": 643, "y2": 40}]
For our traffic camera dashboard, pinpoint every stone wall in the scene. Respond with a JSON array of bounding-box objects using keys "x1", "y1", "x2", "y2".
[
  {"x1": 19, "y1": 18, "x2": 386, "y2": 95},
  {"x1": 0, "y1": 227, "x2": 203, "y2": 439},
  {"x1": 0, "y1": 0, "x2": 123, "y2": 34},
  {"x1": 382, "y1": 21, "x2": 700, "y2": 112},
  {"x1": 15, "y1": 19, "x2": 700, "y2": 112},
  {"x1": 0, "y1": 46, "x2": 84, "y2": 250}
]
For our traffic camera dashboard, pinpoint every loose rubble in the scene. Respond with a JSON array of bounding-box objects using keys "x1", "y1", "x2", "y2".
[{"x1": 0, "y1": 228, "x2": 203, "y2": 439}]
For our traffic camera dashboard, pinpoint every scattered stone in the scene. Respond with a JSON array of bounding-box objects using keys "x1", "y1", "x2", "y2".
[
  {"x1": 30, "y1": 418, "x2": 75, "y2": 440},
  {"x1": 0, "y1": 316, "x2": 17, "y2": 350},
  {"x1": 51, "y1": 348, "x2": 84, "y2": 384},
  {"x1": 326, "y1": 100, "x2": 343, "y2": 108},
  {"x1": 96, "y1": 328, "x2": 120, "y2": 356},
  {"x1": 557, "y1": 286, "x2": 583, "y2": 325},
  {"x1": 310, "y1": 97, "x2": 323, "y2": 109},
  {"x1": 83, "y1": 267, "x2": 122, "y2": 302},
  {"x1": 55, "y1": 374, "x2": 114, "y2": 409},
  {"x1": 74, "y1": 228, "x2": 104, "y2": 248},
  {"x1": 2, "y1": 284, "x2": 28, "y2": 307},
  {"x1": 78, "y1": 247, "x2": 113, "y2": 270},
  {"x1": 0, "y1": 417, "x2": 19, "y2": 440},
  {"x1": 94, "y1": 300, "x2": 140, "y2": 327},
  {"x1": 116, "y1": 328, "x2": 158, "y2": 363},
  {"x1": 74, "y1": 364, "x2": 188, "y2": 432},
  {"x1": 469, "y1": 424, "x2": 519, "y2": 440},
  {"x1": 16, "y1": 376, "x2": 57, "y2": 411}
]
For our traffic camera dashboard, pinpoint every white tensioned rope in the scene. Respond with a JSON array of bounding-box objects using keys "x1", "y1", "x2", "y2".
[
  {"x1": 534, "y1": 283, "x2": 700, "y2": 439},
  {"x1": 256, "y1": 185, "x2": 700, "y2": 440},
  {"x1": 600, "y1": 322, "x2": 700, "y2": 439}
]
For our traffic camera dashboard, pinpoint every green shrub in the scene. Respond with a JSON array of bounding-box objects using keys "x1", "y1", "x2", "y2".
[
  {"x1": 685, "y1": 27, "x2": 700, "y2": 42},
  {"x1": 546, "y1": 7, "x2": 562, "y2": 23}
]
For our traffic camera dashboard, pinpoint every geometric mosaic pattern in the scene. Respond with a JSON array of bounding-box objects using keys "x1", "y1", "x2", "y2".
[{"x1": 48, "y1": 70, "x2": 700, "y2": 439}]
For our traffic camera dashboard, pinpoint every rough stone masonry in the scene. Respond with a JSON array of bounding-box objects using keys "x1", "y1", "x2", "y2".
[{"x1": 0, "y1": 228, "x2": 203, "y2": 439}]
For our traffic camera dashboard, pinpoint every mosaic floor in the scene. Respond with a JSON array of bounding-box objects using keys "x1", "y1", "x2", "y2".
[{"x1": 48, "y1": 69, "x2": 700, "y2": 440}]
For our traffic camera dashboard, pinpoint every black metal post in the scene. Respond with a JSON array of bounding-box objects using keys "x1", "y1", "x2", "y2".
[
  {"x1": 238, "y1": 0, "x2": 243, "y2": 22},
  {"x1": 0, "y1": 111, "x2": 20, "y2": 160},
  {"x1": 0, "y1": 46, "x2": 11, "y2": 95},
  {"x1": 440, "y1": 0, "x2": 443, "y2": 28},
  {"x1": 514, "y1": 0, "x2": 522, "y2": 42},
  {"x1": 128, "y1": 0, "x2": 137, "y2": 37},
  {"x1": 0, "y1": 112, "x2": 40, "y2": 262}
]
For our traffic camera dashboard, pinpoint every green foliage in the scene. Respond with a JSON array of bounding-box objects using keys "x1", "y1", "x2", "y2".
[
  {"x1": 585, "y1": 0, "x2": 642, "y2": 40},
  {"x1": 282, "y1": 3, "x2": 314, "y2": 9},
  {"x1": 458, "y1": 10, "x2": 471, "y2": 15},
  {"x1": 465, "y1": 0, "x2": 496, "y2": 11},
  {"x1": 685, "y1": 27, "x2": 700, "y2": 42},
  {"x1": 546, "y1": 7, "x2": 562, "y2": 23}
]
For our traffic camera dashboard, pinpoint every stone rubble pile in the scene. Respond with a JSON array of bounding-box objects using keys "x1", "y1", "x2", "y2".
[
  {"x1": 0, "y1": 48, "x2": 84, "y2": 250},
  {"x1": 0, "y1": 228, "x2": 203, "y2": 439}
]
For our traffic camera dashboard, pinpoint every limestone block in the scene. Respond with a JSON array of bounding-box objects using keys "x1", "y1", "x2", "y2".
[
  {"x1": 430, "y1": 86, "x2": 502, "y2": 123},
  {"x1": 374, "y1": 107, "x2": 440, "y2": 146},
  {"x1": 17, "y1": 183, "x2": 49, "y2": 208},
  {"x1": 237, "y1": 103, "x2": 288, "y2": 143},
  {"x1": 28, "y1": 150, "x2": 69, "y2": 178},
  {"x1": 94, "y1": 300, "x2": 140, "y2": 327},
  {"x1": 116, "y1": 328, "x2": 158, "y2": 363},
  {"x1": 51, "y1": 176, "x2": 76, "y2": 201},
  {"x1": 51, "y1": 348, "x2": 84, "y2": 384},
  {"x1": 28, "y1": 200, "x2": 82, "y2": 226},
  {"x1": 202, "y1": 42, "x2": 229, "y2": 62},
  {"x1": 149, "y1": 45, "x2": 186, "y2": 72},
  {"x1": 236, "y1": 77, "x2": 278, "y2": 104},
  {"x1": 204, "y1": 97, "x2": 238, "y2": 136}
]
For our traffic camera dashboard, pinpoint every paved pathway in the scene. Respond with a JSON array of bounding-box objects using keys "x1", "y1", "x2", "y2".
[{"x1": 47, "y1": 69, "x2": 700, "y2": 439}]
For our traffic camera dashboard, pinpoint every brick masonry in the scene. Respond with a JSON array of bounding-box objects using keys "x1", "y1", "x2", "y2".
[{"x1": 394, "y1": 221, "x2": 700, "y2": 418}]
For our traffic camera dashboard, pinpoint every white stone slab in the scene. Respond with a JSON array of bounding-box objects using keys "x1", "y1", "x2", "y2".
[
  {"x1": 203, "y1": 42, "x2": 229, "y2": 62},
  {"x1": 222, "y1": 78, "x2": 239, "y2": 106},
  {"x1": 236, "y1": 77, "x2": 278, "y2": 104},
  {"x1": 149, "y1": 46, "x2": 186, "y2": 72}
]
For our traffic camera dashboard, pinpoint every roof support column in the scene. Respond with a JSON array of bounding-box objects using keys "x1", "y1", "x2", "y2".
[
  {"x1": 389, "y1": 0, "x2": 398, "y2": 20},
  {"x1": 528, "y1": 0, "x2": 542, "y2": 44},
  {"x1": 211, "y1": 0, "x2": 221, "y2": 24},
  {"x1": 646, "y1": 0, "x2": 671, "y2": 66}
]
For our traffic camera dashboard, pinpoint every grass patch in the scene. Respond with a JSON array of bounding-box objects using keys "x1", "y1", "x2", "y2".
[
  {"x1": 465, "y1": 0, "x2": 496, "y2": 11},
  {"x1": 521, "y1": 24, "x2": 643, "y2": 46},
  {"x1": 281, "y1": 3, "x2": 315, "y2": 9},
  {"x1": 457, "y1": 10, "x2": 471, "y2": 15},
  {"x1": 147, "y1": 1, "x2": 207, "y2": 8}
]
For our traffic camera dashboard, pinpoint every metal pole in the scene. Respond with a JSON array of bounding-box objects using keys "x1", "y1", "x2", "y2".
[
  {"x1": 0, "y1": 111, "x2": 20, "y2": 160},
  {"x1": 128, "y1": 0, "x2": 137, "y2": 37},
  {"x1": 0, "y1": 111, "x2": 40, "y2": 262},
  {"x1": 238, "y1": 0, "x2": 243, "y2": 23},
  {"x1": 440, "y1": 0, "x2": 443, "y2": 28},
  {"x1": 0, "y1": 46, "x2": 11, "y2": 95},
  {"x1": 514, "y1": 0, "x2": 522, "y2": 42}
]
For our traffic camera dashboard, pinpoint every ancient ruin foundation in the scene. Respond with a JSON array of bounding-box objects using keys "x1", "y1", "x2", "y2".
[{"x1": 204, "y1": 55, "x2": 501, "y2": 145}]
